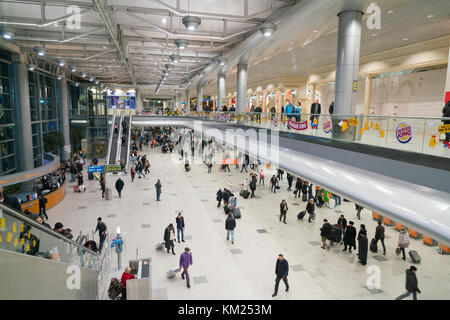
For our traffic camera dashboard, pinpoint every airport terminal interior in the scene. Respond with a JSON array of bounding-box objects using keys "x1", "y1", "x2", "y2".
[{"x1": 0, "y1": 0, "x2": 449, "y2": 301}]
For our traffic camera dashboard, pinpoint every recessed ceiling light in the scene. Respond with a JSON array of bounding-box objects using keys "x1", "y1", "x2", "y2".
[
  {"x1": 162, "y1": 17, "x2": 167, "y2": 25},
  {"x1": 175, "y1": 39, "x2": 188, "y2": 49},
  {"x1": 56, "y1": 59, "x2": 65, "y2": 67},
  {"x1": 402, "y1": 38, "x2": 408, "y2": 41},
  {"x1": 69, "y1": 65, "x2": 77, "y2": 72},
  {"x1": 427, "y1": 14, "x2": 435, "y2": 18},
  {"x1": 313, "y1": 30, "x2": 318, "y2": 33},
  {"x1": 387, "y1": 9, "x2": 393, "y2": 14},
  {"x1": 372, "y1": 33, "x2": 377, "y2": 36},
  {"x1": 57, "y1": 75, "x2": 62, "y2": 80},
  {"x1": 27, "y1": 64, "x2": 35, "y2": 71}
]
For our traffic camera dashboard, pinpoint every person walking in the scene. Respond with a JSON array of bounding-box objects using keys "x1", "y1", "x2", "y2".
[
  {"x1": 375, "y1": 221, "x2": 386, "y2": 255},
  {"x1": 100, "y1": 177, "x2": 106, "y2": 198},
  {"x1": 306, "y1": 198, "x2": 315, "y2": 223},
  {"x1": 216, "y1": 188, "x2": 223, "y2": 208},
  {"x1": 294, "y1": 178, "x2": 302, "y2": 198},
  {"x1": 155, "y1": 179, "x2": 162, "y2": 201},
  {"x1": 164, "y1": 224, "x2": 176, "y2": 255},
  {"x1": 286, "y1": 173, "x2": 293, "y2": 191},
  {"x1": 179, "y1": 247, "x2": 193, "y2": 288},
  {"x1": 115, "y1": 178, "x2": 124, "y2": 198},
  {"x1": 320, "y1": 219, "x2": 331, "y2": 249},
  {"x1": 225, "y1": 213, "x2": 236, "y2": 244},
  {"x1": 343, "y1": 221, "x2": 357, "y2": 253},
  {"x1": 38, "y1": 194, "x2": 48, "y2": 221},
  {"x1": 355, "y1": 204, "x2": 363, "y2": 220},
  {"x1": 279, "y1": 200, "x2": 288, "y2": 224},
  {"x1": 259, "y1": 169, "x2": 265, "y2": 185},
  {"x1": 95, "y1": 217, "x2": 107, "y2": 252},
  {"x1": 269, "y1": 175, "x2": 278, "y2": 193},
  {"x1": 176, "y1": 212, "x2": 185, "y2": 243},
  {"x1": 395, "y1": 266, "x2": 421, "y2": 300},
  {"x1": 249, "y1": 178, "x2": 257, "y2": 198},
  {"x1": 272, "y1": 254, "x2": 289, "y2": 297},
  {"x1": 357, "y1": 224, "x2": 368, "y2": 265},
  {"x1": 397, "y1": 228, "x2": 410, "y2": 261}
]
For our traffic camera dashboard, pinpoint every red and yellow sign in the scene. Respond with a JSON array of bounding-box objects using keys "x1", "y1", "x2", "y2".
[
  {"x1": 348, "y1": 118, "x2": 358, "y2": 127},
  {"x1": 438, "y1": 124, "x2": 450, "y2": 133}
]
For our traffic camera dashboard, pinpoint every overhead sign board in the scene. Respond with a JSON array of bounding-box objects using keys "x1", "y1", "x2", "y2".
[{"x1": 88, "y1": 166, "x2": 105, "y2": 173}]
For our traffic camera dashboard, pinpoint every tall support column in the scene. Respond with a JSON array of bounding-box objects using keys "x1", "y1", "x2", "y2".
[
  {"x1": 185, "y1": 89, "x2": 190, "y2": 111},
  {"x1": 135, "y1": 89, "x2": 142, "y2": 114},
  {"x1": 236, "y1": 63, "x2": 248, "y2": 113},
  {"x1": 445, "y1": 44, "x2": 450, "y2": 103},
  {"x1": 13, "y1": 60, "x2": 34, "y2": 172},
  {"x1": 334, "y1": 10, "x2": 363, "y2": 115},
  {"x1": 196, "y1": 84, "x2": 203, "y2": 112},
  {"x1": 60, "y1": 76, "x2": 71, "y2": 161},
  {"x1": 363, "y1": 75, "x2": 372, "y2": 116},
  {"x1": 217, "y1": 72, "x2": 226, "y2": 111}
]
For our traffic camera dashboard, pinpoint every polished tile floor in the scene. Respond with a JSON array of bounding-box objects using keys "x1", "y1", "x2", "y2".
[{"x1": 48, "y1": 146, "x2": 450, "y2": 300}]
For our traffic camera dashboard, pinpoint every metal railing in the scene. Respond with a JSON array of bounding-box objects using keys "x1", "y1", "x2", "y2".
[
  {"x1": 115, "y1": 112, "x2": 124, "y2": 165},
  {"x1": 106, "y1": 114, "x2": 116, "y2": 164}
]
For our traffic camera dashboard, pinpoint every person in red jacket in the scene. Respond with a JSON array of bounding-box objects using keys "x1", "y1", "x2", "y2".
[{"x1": 120, "y1": 267, "x2": 135, "y2": 300}]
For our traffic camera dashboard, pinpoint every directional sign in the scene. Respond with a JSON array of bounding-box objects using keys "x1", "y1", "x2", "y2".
[
  {"x1": 104, "y1": 165, "x2": 122, "y2": 172},
  {"x1": 88, "y1": 165, "x2": 105, "y2": 173}
]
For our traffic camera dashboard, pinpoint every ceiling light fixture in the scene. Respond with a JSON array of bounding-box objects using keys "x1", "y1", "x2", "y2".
[
  {"x1": 1, "y1": 30, "x2": 15, "y2": 40},
  {"x1": 162, "y1": 17, "x2": 167, "y2": 25},
  {"x1": 175, "y1": 39, "x2": 188, "y2": 49},
  {"x1": 170, "y1": 55, "x2": 179, "y2": 63},
  {"x1": 75, "y1": 82, "x2": 79, "y2": 87},
  {"x1": 34, "y1": 46, "x2": 48, "y2": 57},
  {"x1": 69, "y1": 65, "x2": 77, "y2": 72},
  {"x1": 427, "y1": 14, "x2": 435, "y2": 18},
  {"x1": 163, "y1": 69, "x2": 169, "y2": 75},
  {"x1": 57, "y1": 75, "x2": 62, "y2": 80},
  {"x1": 387, "y1": 9, "x2": 393, "y2": 14},
  {"x1": 80, "y1": 72, "x2": 87, "y2": 78},
  {"x1": 165, "y1": 64, "x2": 172, "y2": 71},
  {"x1": 259, "y1": 23, "x2": 277, "y2": 37},
  {"x1": 27, "y1": 64, "x2": 35, "y2": 71},
  {"x1": 182, "y1": 16, "x2": 201, "y2": 31},
  {"x1": 217, "y1": 57, "x2": 225, "y2": 66},
  {"x1": 89, "y1": 76, "x2": 94, "y2": 82},
  {"x1": 56, "y1": 59, "x2": 65, "y2": 67}
]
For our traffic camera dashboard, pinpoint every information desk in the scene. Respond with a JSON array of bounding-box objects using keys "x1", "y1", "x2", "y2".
[{"x1": 20, "y1": 182, "x2": 66, "y2": 214}]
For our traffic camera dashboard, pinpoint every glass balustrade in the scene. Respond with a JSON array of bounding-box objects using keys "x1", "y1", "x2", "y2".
[{"x1": 140, "y1": 110, "x2": 450, "y2": 159}]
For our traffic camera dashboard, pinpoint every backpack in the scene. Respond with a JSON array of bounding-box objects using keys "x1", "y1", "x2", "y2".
[{"x1": 108, "y1": 278, "x2": 122, "y2": 300}]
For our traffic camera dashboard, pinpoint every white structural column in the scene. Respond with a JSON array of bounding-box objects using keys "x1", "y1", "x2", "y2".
[
  {"x1": 185, "y1": 89, "x2": 190, "y2": 111},
  {"x1": 196, "y1": 84, "x2": 203, "y2": 112},
  {"x1": 363, "y1": 75, "x2": 372, "y2": 116},
  {"x1": 334, "y1": 10, "x2": 363, "y2": 115},
  {"x1": 13, "y1": 59, "x2": 34, "y2": 173},
  {"x1": 135, "y1": 89, "x2": 142, "y2": 113},
  {"x1": 60, "y1": 76, "x2": 71, "y2": 160},
  {"x1": 236, "y1": 63, "x2": 248, "y2": 113},
  {"x1": 217, "y1": 72, "x2": 226, "y2": 110},
  {"x1": 445, "y1": 43, "x2": 450, "y2": 103}
]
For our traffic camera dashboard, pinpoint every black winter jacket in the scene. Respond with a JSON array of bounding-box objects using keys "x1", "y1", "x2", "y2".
[
  {"x1": 275, "y1": 259, "x2": 289, "y2": 277},
  {"x1": 225, "y1": 217, "x2": 236, "y2": 230},
  {"x1": 405, "y1": 269, "x2": 420, "y2": 292},
  {"x1": 320, "y1": 223, "x2": 331, "y2": 237}
]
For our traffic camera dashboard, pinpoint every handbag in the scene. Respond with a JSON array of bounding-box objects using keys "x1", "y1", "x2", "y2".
[{"x1": 395, "y1": 247, "x2": 401, "y2": 255}]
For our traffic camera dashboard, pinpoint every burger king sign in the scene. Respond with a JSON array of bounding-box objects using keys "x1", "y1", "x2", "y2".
[{"x1": 396, "y1": 122, "x2": 413, "y2": 144}]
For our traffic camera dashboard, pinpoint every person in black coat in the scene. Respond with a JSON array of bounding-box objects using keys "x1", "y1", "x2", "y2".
[
  {"x1": 320, "y1": 219, "x2": 331, "y2": 249},
  {"x1": 272, "y1": 254, "x2": 289, "y2": 297},
  {"x1": 329, "y1": 101, "x2": 334, "y2": 114},
  {"x1": 38, "y1": 194, "x2": 48, "y2": 220},
  {"x1": 294, "y1": 178, "x2": 302, "y2": 198},
  {"x1": 216, "y1": 189, "x2": 223, "y2": 207},
  {"x1": 310, "y1": 100, "x2": 321, "y2": 126},
  {"x1": 306, "y1": 198, "x2": 315, "y2": 222},
  {"x1": 337, "y1": 215, "x2": 347, "y2": 234},
  {"x1": 225, "y1": 213, "x2": 236, "y2": 244},
  {"x1": 0, "y1": 186, "x2": 22, "y2": 213},
  {"x1": 396, "y1": 266, "x2": 421, "y2": 300},
  {"x1": 442, "y1": 101, "x2": 450, "y2": 143},
  {"x1": 343, "y1": 221, "x2": 357, "y2": 253},
  {"x1": 357, "y1": 224, "x2": 368, "y2": 265},
  {"x1": 163, "y1": 224, "x2": 175, "y2": 255},
  {"x1": 175, "y1": 212, "x2": 185, "y2": 243},
  {"x1": 115, "y1": 178, "x2": 124, "y2": 198},
  {"x1": 286, "y1": 173, "x2": 293, "y2": 191}
]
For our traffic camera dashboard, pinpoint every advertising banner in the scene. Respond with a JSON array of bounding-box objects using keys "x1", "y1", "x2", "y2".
[
  {"x1": 108, "y1": 96, "x2": 136, "y2": 109},
  {"x1": 287, "y1": 119, "x2": 308, "y2": 131}
]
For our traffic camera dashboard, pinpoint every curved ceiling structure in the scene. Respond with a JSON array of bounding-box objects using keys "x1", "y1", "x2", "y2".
[{"x1": 132, "y1": 117, "x2": 450, "y2": 246}]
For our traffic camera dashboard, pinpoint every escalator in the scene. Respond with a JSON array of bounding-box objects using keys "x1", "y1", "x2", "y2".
[
  {"x1": 0, "y1": 203, "x2": 111, "y2": 299},
  {"x1": 108, "y1": 116, "x2": 121, "y2": 165},
  {"x1": 119, "y1": 116, "x2": 131, "y2": 168}
]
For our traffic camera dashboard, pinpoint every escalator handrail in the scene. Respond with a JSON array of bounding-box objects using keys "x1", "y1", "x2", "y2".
[
  {"x1": 125, "y1": 114, "x2": 132, "y2": 170},
  {"x1": 0, "y1": 202, "x2": 99, "y2": 256},
  {"x1": 115, "y1": 113, "x2": 124, "y2": 165},
  {"x1": 106, "y1": 114, "x2": 116, "y2": 164}
]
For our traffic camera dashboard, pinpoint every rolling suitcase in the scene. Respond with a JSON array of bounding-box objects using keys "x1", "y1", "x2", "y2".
[
  {"x1": 327, "y1": 225, "x2": 342, "y2": 242},
  {"x1": 73, "y1": 184, "x2": 80, "y2": 192},
  {"x1": 155, "y1": 242, "x2": 165, "y2": 250},
  {"x1": 233, "y1": 207, "x2": 241, "y2": 219},
  {"x1": 167, "y1": 267, "x2": 181, "y2": 278},
  {"x1": 302, "y1": 194, "x2": 307, "y2": 202},
  {"x1": 224, "y1": 204, "x2": 231, "y2": 214},
  {"x1": 297, "y1": 211, "x2": 306, "y2": 220},
  {"x1": 409, "y1": 250, "x2": 421, "y2": 263},
  {"x1": 242, "y1": 190, "x2": 250, "y2": 199},
  {"x1": 370, "y1": 238, "x2": 378, "y2": 253}
]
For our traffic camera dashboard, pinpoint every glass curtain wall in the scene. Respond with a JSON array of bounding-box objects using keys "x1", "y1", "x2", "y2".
[{"x1": 0, "y1": 50, "x2": 17, "y2": 175}]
